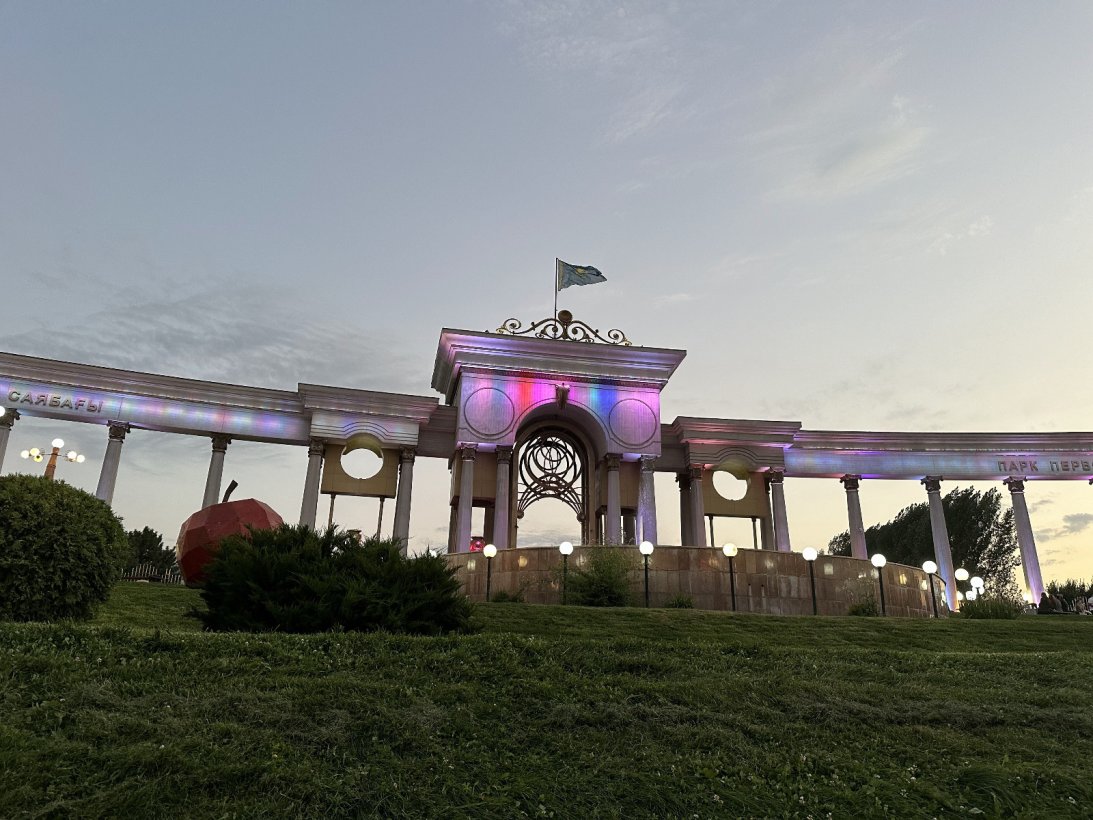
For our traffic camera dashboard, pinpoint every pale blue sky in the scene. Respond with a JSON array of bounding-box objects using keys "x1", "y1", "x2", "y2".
[{"x1": 2, "y1": 2, "x2": 1092, "y2": 582}]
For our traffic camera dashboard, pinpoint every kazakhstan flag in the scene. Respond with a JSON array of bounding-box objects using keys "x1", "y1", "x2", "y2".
[{"x1": 556, "y1": 259, "x2": 607, "y2": 290}]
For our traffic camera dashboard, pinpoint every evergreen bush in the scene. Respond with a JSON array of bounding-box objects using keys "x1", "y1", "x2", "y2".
[
  {"x1": 566, "y1": 547, "x2": 635, "y2": 607},
  {"x1": 194, "y1": 525, "x2": 473, "y2": 634},
  {"x1": 665, "y1": 594, "x2": 694, "y2": 609},
  {"x1": 958, "y1": 596, "x2": 1024, "y2": 619},
  {"x1": 0, "y1": 474, "x2": 128, "y2": 621}
]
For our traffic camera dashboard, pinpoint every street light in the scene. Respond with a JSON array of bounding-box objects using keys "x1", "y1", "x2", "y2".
[
  {"x1": 970, "y1": 576, "x2": 984, "y2": 593},
  {"x1": 21, "y1": 438, "x2": 85, "y2": 480},
  {"x1": 639, "y1": 540, "x2": 654, "y2": 608},
  {"x1": 802, "y1": 547, "x2": 818, "y2": 615},
  {"x1": 954, "y1": 567, "x2": 970, "y2": 604},
  {"x1": 721, "y1": 543, "x2": 738, "y2": 612},
  {"x1": 559, "y1": 541, "x2": 573, "y2": 605},
  {"x1": 871, "y1": 553, "x2": 888, "y2": 616},
  {"x1": 966, "y1": 588, "x2": 978, "y2": 601},
  {"x1": 483, "y1": 543, "x2": 497, "y2": 602},
  {"x1": 921, "y1": 560, "x2": 939, "y2": 618}
]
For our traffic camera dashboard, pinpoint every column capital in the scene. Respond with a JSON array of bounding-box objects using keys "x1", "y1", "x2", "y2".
[
  {"x1": 605, "y1": 453, "x2": 622, "y2": 471},
  {"x1": 840, "y1": 474, "x2": 860, "y2": 491},
  {"x1": 495, "y1": 445, "x2": 513, "y2": 465},
  {"x1": 211, "y1": 434, "x2": 231, "y2": 453},
  {"x1": 676, "y1": 471, "x2": 691, "y2": 489},
  {"x1": 107, "y1": 421, "x2": 131, "y2": 442},
  {"x1": 400, "y1": 446, "x2": 417, "y2": 464},
  {"x1": 767, "y1": 469, "x2": 785, "y2": 485},
  {"x1": 0, "y1": 408, "x2": 20, "y2": 429},
  {"x1": 922, "y1": 476, "x2": 943, "y2": 493},
  {"x1": 688, "y1": 464, "x2": 704, "y2": 482},
  {"x1": 308, "y1": 439, "x2": 326, "y2": 458},
  {"x1": 639, "y1": 454, "x2": 658, "y2": 472},
  {"x1": 1004, "y1": 477, "x2": 1025, "y2": 493},
  {"x1": 459, "y1": 444, "x2": 478, "y2": 462}
]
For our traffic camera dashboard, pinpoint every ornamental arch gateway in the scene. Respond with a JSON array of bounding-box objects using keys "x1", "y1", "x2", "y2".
[{"x1": 3, "y1": 312, "x2": 1092, "y2": 610}]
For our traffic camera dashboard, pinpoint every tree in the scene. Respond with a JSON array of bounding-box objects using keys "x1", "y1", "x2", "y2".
[
  {"x1": 126, "y1": 526, "x2": 176, "y2": 572},
  {"x1": 827, "y1": 486, "x2": 1020, "y2": 595}
]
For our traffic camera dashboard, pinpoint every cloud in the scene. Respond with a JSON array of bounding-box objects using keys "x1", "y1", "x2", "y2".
[
  {"x1": 928, "y1": 215, "x2": 995, "y2": 256},
  {"x1": 1038, "y1": 513, "x2": 1093, "y2": 542},
  {"x1": 0, "y1": 285, "x2": 419, "y2": 394},
  {"x1": 656, "y1": 292, "x2": 696, "y2": 306}
]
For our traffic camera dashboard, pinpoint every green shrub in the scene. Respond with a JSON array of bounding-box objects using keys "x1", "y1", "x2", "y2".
[
  {"x1": 125, "y1": 526, "x2": 176, "y2": 572},
  {"x1": 194, "y1": 525, "x2": 473, "y2": 635},
  {"x1": 490, "y1": 589, "x2": 526, "y2": 603},
  {"x1": 958, "y1": 596, "x2": 1024, "y2": 619},
  {"x1": 566, "y1": 547, "x2": 635, "y2": 607},
  {"x1": 0, "y1": 474, "x2": 127, "y2": 621},
  {"x1": 665, "y1": 594, "x2": 694, "y2": 609},
  {"x1": 847, "y1": 596, "x2": 879, "y2": 616}
]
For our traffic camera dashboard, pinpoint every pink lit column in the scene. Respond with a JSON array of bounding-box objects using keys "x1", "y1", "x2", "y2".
[
  {"x1": 1004, "y1": 478, "x2": 1045, "y2": 602},
  {"x1": 637, "y1": 455, "x2": 658, "y2": 544},
  {"x1": 0, "y1": 408, "x2": 19, "y2": 473},
  {"x1": 492, "y1": 446, "x2": 512, "y2": 549},
  {"x1": 677, "y1": 472, "x2": 693, "y2": 545},
  {"x1": 760, "y1": 475, "x2": 775, "y2": 549},
  {"x1": 769, "y1": 469, "x2": 792, "y2": 552},
  {"x1": 392, "y1": 447, "x2": 416, "y2": 553},
  {"x1": 299, "y1": 439, "x2": 325, "y2": 528},
  {"x1": 688, "y1": 466, "x2": 707, "y2": 547},
  {"x1": 605, "y1": 454, "x2": 622, "y2": 544},
  {"x1": 95, "y1": 421, "x2": 131, "y2": 505},
  {"x1": 454, "y1": 445, "x2": 477, "y2": 552},
  {"x1": 923, "y1": 477, "x2": 957, "y2": 609},
  {"x1": 201, "y1": 435, "x2": 231, "y2": 508},
  {"x1": 841, "y1": 475, "x2": 868, "y2": 560}
]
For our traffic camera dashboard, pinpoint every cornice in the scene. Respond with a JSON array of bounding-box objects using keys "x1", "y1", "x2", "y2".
[
  {"x1": 298, "y1": 383, "x2": 438, "y2": 422},
  {"x1": 792, "y1": 429, "x2": 1093, "y2": 452}
]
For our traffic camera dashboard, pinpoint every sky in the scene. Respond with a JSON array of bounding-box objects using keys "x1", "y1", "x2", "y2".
[{"x1": 2, "y1": 1, "x2": 1092, "y2": 584}]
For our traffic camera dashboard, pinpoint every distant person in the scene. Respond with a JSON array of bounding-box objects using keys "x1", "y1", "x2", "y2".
[
  {"x1": 1037, "y1": 592, "x2": 1052, "y2": 614},
  {"x1": 1049, "y1": 593, "x2": 1064, "y2": 612}
]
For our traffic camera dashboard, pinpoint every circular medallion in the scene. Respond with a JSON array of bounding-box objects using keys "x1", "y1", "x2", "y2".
[
  {"x1": 463, "y1": 387, "x2": 516, "y2": 438},
  {"x1": 608, "y1": 398, "x2": 657, "y2": 448}
]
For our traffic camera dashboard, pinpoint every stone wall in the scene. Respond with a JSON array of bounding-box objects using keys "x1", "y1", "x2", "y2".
[{"x1": 447, "y1": 546, "x2": 942, "y2": 618}]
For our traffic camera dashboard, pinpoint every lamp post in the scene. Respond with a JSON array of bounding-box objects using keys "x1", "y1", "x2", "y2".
[
  {"x1": 721, "y1": 543, "x2": 738, "y2": 612},
  {"x1": 954, "y1": 567, "x2": 969, "y2": 607},
  {"x1": 559, "y1": 541, "x2": 573, "y2": 605},
  {"x1": 483, "y1": 543, "x2": 497, "y2": 602},
  {"x1": 871, "y1": 553, "x2": 887, "y2": 616},
  {"x1": 639, "y1": 540, "x2": 654, "y2": 608},
  {"x1": 922, "y1": 560, "x2": 939, "y2": 618},
  {"x1": 802, "y1": 547, "x2": 818, "y2": 615},
  {"x1": 21, "y1": 438, "x2": 85, "y2": 480},
  {"x1": 970, "y1": 576, "x2": 984, "y2": 596}
]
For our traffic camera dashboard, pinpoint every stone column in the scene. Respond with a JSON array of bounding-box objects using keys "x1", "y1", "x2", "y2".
[
  {"x1": 760, "y1": 476, "x2": 775, "y2": 549},
  {"x1": 201, "y1": 435, "x2": 231, "y2": 508},
  {"x1": 0, "y1": 409, "x2": 19, "y2": 473},
  {"x1": 1005, "y1": 478, "x2": 1045, "y2": 602},
  {"x1": 298, "y1": 439, "x2": 325, "y2": 528},
  {"x1": 769, "y1": 469, "x2": 792, "y2": 552},
  {"x1": 392, "y1": 447, "x2": 417, "y2": 552},
  {"x1": 841, "y1": 475, "x2": 868, "y2": 560},
  {"x1": 492, "y1": 446, "x2": 513, "y2": 549},
  {"x1": 922, "y1": 477, "x2": 957, "y2": 610},
  {"x1": 95, "y1": 422, "x2": 130, "y2": 505},
  {"x1": 677, "y1": 472, "x2": 693, "y2": 545},
  {"x1": 637, "y1": 455, "x2": 658, "y2": 545},
  {"x1": 688, "y1": 466, "x2": 707, "y2": 547},
  {"x1": 454, "y1": 445, "x2": 477, "y2": 553},
  {"x1": 605, "y1": 454, "x2": 622, "y2": 544}
]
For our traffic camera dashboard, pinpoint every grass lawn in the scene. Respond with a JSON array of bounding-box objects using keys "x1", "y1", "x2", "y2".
[{"x1": 2, "y1": 584, "x2": 1092, "y2": 818}]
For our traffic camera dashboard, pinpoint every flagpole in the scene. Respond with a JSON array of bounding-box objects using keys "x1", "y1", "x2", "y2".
[{"x1": 554, "y1": 258, "x2": 560, "y2": 320}]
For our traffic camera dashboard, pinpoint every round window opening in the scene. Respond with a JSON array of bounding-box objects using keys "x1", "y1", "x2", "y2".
[
  {"x1": 341, "y1": 447, "x2": 383, "y2": 480},
  {"x1": 712, "y1": 470, "x2": 748, "y2": 501}
]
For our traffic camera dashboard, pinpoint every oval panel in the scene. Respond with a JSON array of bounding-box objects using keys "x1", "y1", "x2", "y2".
[
  {"x1": 463, "y1": 387, "x2": 516, "y2": 438},
  {"x1": 608, "y1": 398, "x2": 658, "y2": 448}
]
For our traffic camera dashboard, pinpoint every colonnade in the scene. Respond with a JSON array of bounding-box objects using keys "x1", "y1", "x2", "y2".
[{"x1": 669, "y1": 466, "x2": 1050, "y2": 609}]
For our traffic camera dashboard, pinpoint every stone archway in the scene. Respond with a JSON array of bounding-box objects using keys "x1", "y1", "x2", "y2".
[{"x1": 511, "y1": 422, "x2": 596, "y2": 546}]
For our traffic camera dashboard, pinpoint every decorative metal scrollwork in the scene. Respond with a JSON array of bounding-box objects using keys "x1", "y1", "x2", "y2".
[
  {"x1": 495, "y1": 310, "x2": 632, "y2": 346},
  {"x1": 517, "y1": 432, "x2": 585, "y2": 520}
]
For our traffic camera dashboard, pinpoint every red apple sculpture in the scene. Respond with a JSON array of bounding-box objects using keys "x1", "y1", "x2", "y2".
[{"x1": 175, "y1": 481, "x2": 283, "y2": 586}]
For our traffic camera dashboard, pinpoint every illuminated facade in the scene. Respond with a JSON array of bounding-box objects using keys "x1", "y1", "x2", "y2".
[{"x1": 3, "y1": 312, "x2": 1092, "y2": 609}]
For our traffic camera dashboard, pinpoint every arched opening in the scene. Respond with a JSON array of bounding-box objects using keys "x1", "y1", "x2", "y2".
[{"x1": 512, "y1": 423, "x2": 595, "y2": 546}]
